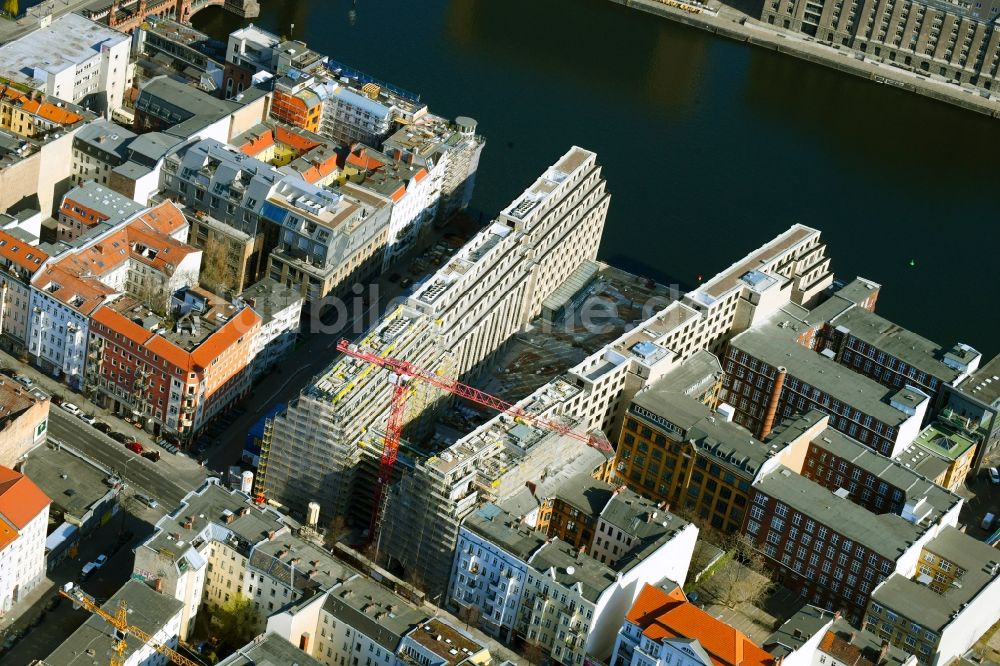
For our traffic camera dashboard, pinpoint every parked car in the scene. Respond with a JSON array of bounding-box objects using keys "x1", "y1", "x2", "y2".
[
  {"x1": 61, "y1": 402, "x2": 82, "y2": 416},
  {"x1": 109, "y1": 432, "x2": 131, "y2": 444},
  {"x1": 983, "y1": 513, "x2": 996, "y2": 530},
  {"x1": 78, "y1": 413, "x2": 97, "y2": 426},
  {"x1": 135, "y1": 494, "x2": 158, "y2": 509},
  {"x1": 14, "y1": 374, "x2": 34, "y2": 388},
  {"x1": 94, "y1": 554, "x2": 108, "y2": 568},
  {"x1": 990, "y1": 467, "x2": 1000, "y2": 486},
  {"x1": 142, "y1": 450, "x2": 160, "y2": 462},
  {"x1": 94, "y1": 421, "x2": 112, "y2": 434},
  {"x1": 125, "y1": 442, "x2": 143, "y2": 454},
  {"x1": 80, "y1": 562, "x2": 98, "y2": 580}
]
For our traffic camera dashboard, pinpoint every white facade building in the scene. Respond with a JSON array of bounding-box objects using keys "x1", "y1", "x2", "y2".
[
  {"x1": 0, "y1": 14, "x2": 130, "y2": 116},
  {"x1": 238, "y1": 278, "x2": 303, "y2": 379},
  {"x1": 0, "y1": 467, "x2": 51, "y2": 615}
]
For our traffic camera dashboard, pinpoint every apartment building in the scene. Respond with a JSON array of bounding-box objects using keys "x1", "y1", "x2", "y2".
[
  {"x1": 28, "y1": 200, "x2": 196, "y2": 389},
  {"x1": 0, "y1": 14, "x2": 130, "y2": 116},
  {"x1": 238, "y1": 278, "x2": 303, "y2": 379},
  {"x1": 761, "y1": 0, "x2": 1000, "y2": 93},
  {"x1": 135, "y1": 19, "x2": 226, "y2": 95},
  {"x1": 866, "y1": 526, "x2": 1000, "y2": 666},
  {"x1": 56, "y1": 180, "x2": 145, "y2": 242},
  {"x1": 232, "y1": 122, "x2": 341, "y2": 186},
  {"x1": 339, "y1": 145, "x2": 439, "y2": 265},
  {"x1": 0, "y1": 466, "x2": 51, "y2": 615},
  {"x1": 215, "y1": 634, "x2": 324, "y2": 666},
  {"x1": 262, "y1": 177, "x2": 391, "y2": 307},
  {"x1": 764, "y1": 604, "x2": 917, "y2": 666},
  {"x1": 0, "y1": 378, "x2": 50, "y2": 467},
  {"x1": 536, "y1": 478, "x2": 614, "y2": 551},
  {"x1": 721, "y1": 312, "x2": 930, "y2": 457},
  {"x1": 0, "y1": 230, "x2": 49, "y2": 353},
  {"x1": 162, "y1": 138, "x2": 284, "y2": 287},
  {"x1": 71, "y1": 121, "x2": 138, "y2": 191},
  {"x1": 745, "y1": 461, "x2": 960, "y2": 624},
  {"x1": 0, "y1": 85, "x2": 97, "y2": 216},
  {"x1": 44, "y1": 581, "x2": 184, "y2": 666},
  {"x1": 448, "y1": 497, "x2": 696, "y2": 665},
  {"x1": 895, "y1": 419, "x2": 977, "y2": 492},
  {"x1": 610, "y1": 582, "x2": 776, "y2": 666},
  {"x1": 224, "y1": 25, "x2": 282, "y2": 98},
  {"x1": 382, "y1": 114, "x2": 485, "y2": 222},
  {"x1": 256, "y1": 146, "x2": 610, "y2": 526},
  {"x1": 87, "y1": 287, "x2": 260, "y2": 438},
  {"x1": 108, "y1": 131, "x2": 187, "y2": 205}
]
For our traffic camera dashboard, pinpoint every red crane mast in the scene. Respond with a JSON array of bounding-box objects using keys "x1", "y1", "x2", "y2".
[{"x1": 335, "y1": 339, "x2": 613, "y2": 545}]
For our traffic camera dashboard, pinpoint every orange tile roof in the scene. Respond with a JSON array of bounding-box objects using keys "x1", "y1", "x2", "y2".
[
  {"x1": 0, "y1": 466, "x2": 50, "y2": 533},
  {"x1": 0, "y1": 230, "x2": 47, "y2": 275},
  {"x1": 239, "y1": 129, "x2": 276, "y2": 156},
  {"x1": 275, "y1": 125, "x2": 321, "y2": 153},
  {"x1": 34, "y1": 264, "x2": 118, "y2": 315},
  {"x1": 191, "y1": 306, "x2": 259, "y2": 370},
  {"x1": 59, "y1": 199, "x2": 110, "y2": 229},
  {"x1": 0, "y1": 85, "x2": 84, "y2": 126},
  {"x1": 301, "y1": 155, "x2": 339, "y2": 184},
  {"x1": 346, "y1": 147, "x2": 386, "y2": 171},
  {"x1": 126, "y1": 225, "x2": 199, "y2": 276},
  {"x1": 818, "y1": 630, "x2": 882, "y2": 666},
  {"x1": 627, "y1": 585, "x2": 775, "y2": 666},
  {"x1": 412, "y1": 167, "x2": 428, "y2": 183},
  {"x1": 130, "y1": 201, "x2": 187, "y2": 236}
]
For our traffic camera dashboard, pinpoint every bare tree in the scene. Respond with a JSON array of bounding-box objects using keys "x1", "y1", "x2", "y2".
[
  {"x1": 131, "y1": 273, "x2": 171, "y2": 316},
  {"x1": 457, "y1": 604, "x2": 481, "y2": 630},
  {"x1": 699, "y1": 533, "x2": 775, "y2": 609},
  {"x1": 199, "y1": 235, "x2": 238, "y2": 295}
]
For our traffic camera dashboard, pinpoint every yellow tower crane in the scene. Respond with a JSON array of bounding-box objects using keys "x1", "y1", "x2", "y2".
[{"x1": 59, "y1": 587, "x2": 203, "y2": 666}]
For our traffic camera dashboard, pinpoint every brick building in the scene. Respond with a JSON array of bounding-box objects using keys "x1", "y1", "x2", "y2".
[{"x1": 86, "y1": 293, "x2": 260, "y2": 440}]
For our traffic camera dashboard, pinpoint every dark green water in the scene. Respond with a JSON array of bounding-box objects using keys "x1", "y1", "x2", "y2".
[{"x1": 194, "y1": 0, "x2": 999, "y2": 357}]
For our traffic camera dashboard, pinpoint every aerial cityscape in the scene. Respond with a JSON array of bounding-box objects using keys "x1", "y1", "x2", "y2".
[{"x1": 0, "y1": 1, "x2": 995, "y2": 666}]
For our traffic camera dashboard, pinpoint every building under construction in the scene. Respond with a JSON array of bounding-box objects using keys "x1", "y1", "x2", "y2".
[{"x1": 255, "y1": 146, "x2": 611, "y2": 530}]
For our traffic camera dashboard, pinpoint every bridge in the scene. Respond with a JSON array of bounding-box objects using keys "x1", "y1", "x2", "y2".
[{"x1": 80, "y1": 0, "x2": 259, "y2": 33}]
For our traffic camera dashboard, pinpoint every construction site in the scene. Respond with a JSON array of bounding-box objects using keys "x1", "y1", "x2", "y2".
[{"x1": 252, "y1": 143, "x2": 836, "y2": 599}]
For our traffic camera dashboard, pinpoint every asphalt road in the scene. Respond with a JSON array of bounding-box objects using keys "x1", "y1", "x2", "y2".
[{"x1": 48, "y1": 409, "x2": 204, "y2": 507}]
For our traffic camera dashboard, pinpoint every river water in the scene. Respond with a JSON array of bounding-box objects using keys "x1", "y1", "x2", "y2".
[{"x1": 193, "y1": 0, "x2": 998, "y2": 357}]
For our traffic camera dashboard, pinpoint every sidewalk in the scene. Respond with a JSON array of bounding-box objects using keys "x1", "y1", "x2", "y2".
[{"x1": 0, "y1": 576, "x2": 55, "y2": 632}]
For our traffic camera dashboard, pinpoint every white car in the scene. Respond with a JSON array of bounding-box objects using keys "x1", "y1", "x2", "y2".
[
  {"x1": 989, "y1": 467, "x2": 1000, "y2": 486},
  {"x1": 61, "y1": 403, "x2": 82, "y2": 416},
  {"x1": 78, "y1": 413, "x2": 98, "y2": 426},
  {"x1": 14, "y1": 374, "x2": 33, "y2": 388},
  {"x1": 94, "y1": 554, "x2": 108, "y2": 568}
]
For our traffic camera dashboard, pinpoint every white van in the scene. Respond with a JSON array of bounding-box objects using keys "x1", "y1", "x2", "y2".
[
  {"x1": 80, "y1": 561, "x2": 98, "y2": 580},
  {"x1": 982, "y1": 513, "x2": 995, "y2": 531}
]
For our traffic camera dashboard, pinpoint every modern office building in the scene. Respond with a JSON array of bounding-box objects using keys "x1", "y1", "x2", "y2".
[
  {"x1": 0, "y1": 466, "x2": 51, "y2": 615},
  {"x1": 256, "y1": 146, "x2": 610, "y2": 528},
  {"x1": 0, "y1": 14, "x2": 130, "y2": 116}
]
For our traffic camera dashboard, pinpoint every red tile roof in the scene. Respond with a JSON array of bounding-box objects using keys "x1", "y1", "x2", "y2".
[
  {"x1": 0, "y1": 466, "x2": 50, "y2": 541},
  {"x1": 626, "y1": 585, "x2": 775, "y2": 666},
  {"x1": 0, "y1": 85, "x2": 84, "y2": 126},
  {"x1": 346, "y1": 146, "x2": 386, "y2": 171},
  {"x1": 0, "y1": 230, "x2": 47, "y2": 275}
]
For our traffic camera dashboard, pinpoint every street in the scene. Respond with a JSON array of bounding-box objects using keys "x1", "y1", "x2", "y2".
[{"x1": 47, "y1": 409, "x2": 206, "y2": 508}]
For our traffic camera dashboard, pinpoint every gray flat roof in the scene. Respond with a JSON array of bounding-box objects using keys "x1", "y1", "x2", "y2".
[
  {"x1": 765, "y1": 604, "x2": 837, "y2": 658},
  {"x1": 464, "y1": 503, "x2": 546, "y2": 561},
  {"x1": 216, "y1": 633, "x2": 325, "y2": 666},
  {"x1": 322, "y1": 575, "x2": 428, "y2": 651},
  {"x1": 954, "y1": 353, "x2": 1000, "y2": 408},
  {"x1": 599, "y1": 488, "x2": 691, "y2": 573},
  {"x1": 529, "y1": 538, "x2": 618, "y2": 603},
  {"x1": 248, "y1": 533, "x2": 349, "y2": 594},
  {"x1": 239, "y1": 277, "x2": 303, "y2": 325},
  {"x1": 632, "y1": 387, "x2": 774, "y2": 480},
  {"x1": 552, "y1": 475, "x2": 613, "y2": 516},
  {"x1": 45, "y1": 581, "x2": 183, "y2": 665},
  {"x1": 871, "y1": 526, "x2": 1000, "y2": 631},
  {"x1": 22, "y1": 444, "x2": 112, "y2": 521},
  {"x1": 62, "y1": 182, "x2": 144, "y2": 224},
  {"x1": 730, "y1": 317, "x2": 914, "y2": 426},
  {"x1": 0, "y1": 14, "x2": 128, "y2": 82},
  {"x1": 141, "y1": 481, "x2": 287, "y2": 565},
  {"x1": 830, "y1": 308, "x2": 963, "y2": 384},
  {"x1": 810, "y1": 425, "x2": 962, "y2": 522},
  {"x1": 754, "y1": 466, "x2": 926, "y2": 560},
  {"x1": 73, "y1": 120, "x2": 136, "y2": 160}
]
